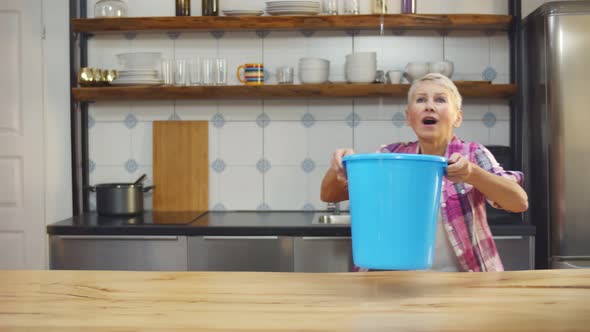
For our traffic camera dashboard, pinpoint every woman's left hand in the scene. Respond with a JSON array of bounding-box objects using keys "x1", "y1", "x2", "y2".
[{"x1": 446, "y1": 153, "x2": 473, "y2": 183}]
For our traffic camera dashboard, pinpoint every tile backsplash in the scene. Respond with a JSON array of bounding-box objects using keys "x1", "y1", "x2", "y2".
[{"x1": 87, "y1": 0, "x2": 512, "y2": 212}]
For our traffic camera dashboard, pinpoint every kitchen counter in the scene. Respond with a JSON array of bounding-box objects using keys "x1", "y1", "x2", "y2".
[
  {"x1": 1, "y1": 269, "x2": 588, "y2": 331},
  {"x1": 46, "y1": 211, "x2": 533, "y2": 237}
]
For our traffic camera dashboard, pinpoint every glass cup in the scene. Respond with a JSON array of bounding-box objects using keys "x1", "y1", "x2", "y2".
[
  {"x1": 188, "y1": 57, "x2": 201, "y2": 86},
  {"x1": 161, "y1": 58, "x2": 174, "y2": 85},
  {"x1": 323, "y1": 0, "x2": 338, "y2": 15},
  {"x1": 174, "y1": 58, "x2": 188, "y2": 86},
  {"x1": 201, "y1": 58, "x2": 216, "y2": 85},
  {"x1": 277, "y1": 66, "x2": 294, "y2": 84},
  {"x1": 215, "y1": 58, "x2": 227, "y2": 85},
  {"x1": 344, "y1": 0, "x2": 360, "y2": 14}
]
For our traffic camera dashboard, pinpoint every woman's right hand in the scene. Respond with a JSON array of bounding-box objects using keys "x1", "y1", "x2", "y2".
[{"x1": 330, "y1": 148, "x2": 355, "y2": 180}]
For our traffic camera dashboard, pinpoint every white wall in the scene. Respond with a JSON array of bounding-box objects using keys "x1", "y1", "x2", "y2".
[
  {"x1": 82, "y1": 0, "x2": 512, "y2": 212},
  {"x1": 42, "y1": 0, "x2": 72, "y2": 224}
]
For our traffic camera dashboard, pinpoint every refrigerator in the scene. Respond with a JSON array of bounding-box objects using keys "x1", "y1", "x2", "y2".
[{"x1": 522, "y1": 1, "x2": 590, "y2": 269}]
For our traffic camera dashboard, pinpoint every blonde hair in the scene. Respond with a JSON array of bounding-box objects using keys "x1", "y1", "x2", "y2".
[{"x1": 407, "y1": 73, "x2": 462, "y2": 111}]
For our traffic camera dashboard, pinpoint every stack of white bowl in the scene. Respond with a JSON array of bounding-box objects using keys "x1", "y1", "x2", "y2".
[
  {"x1": 345, "y1": 52, "x2": 377, "y2": 83},
  {"x1": 299, "y1": 58, "x2": 330, "y2": 84}
]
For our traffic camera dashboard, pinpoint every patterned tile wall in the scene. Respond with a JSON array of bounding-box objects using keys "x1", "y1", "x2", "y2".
[{"x1": 86, "y1": 0, "x2": 512, "y2": 211}]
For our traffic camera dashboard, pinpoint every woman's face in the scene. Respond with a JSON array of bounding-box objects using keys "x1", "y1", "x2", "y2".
[{"x1": 405, "y1": 81, "x2": 462, "y2": 143}]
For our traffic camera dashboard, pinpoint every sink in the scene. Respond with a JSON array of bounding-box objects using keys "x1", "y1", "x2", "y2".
[{"x1": 315, "y1": 214, "x2": 351, "y2": 225}]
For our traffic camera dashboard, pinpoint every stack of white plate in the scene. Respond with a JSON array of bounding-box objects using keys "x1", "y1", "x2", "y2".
[
  {"x1": 299, "y1": 57, "x2": 330, "y2": 84},
  {"x1": 345, "y1": 52, "x2": 377, "y2": 84},
  {"x1": 265, "y1": 1, "x2": 321, "y2": 15},
  {"x1": 112, "y1": 69, "x2": 163, "y2": 86},
  {"x1": 222, "y1": 9, "x2": 264, "y2": 16}
]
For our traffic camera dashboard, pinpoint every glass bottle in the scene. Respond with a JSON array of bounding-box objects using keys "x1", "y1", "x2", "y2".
[
  {"x1": 372, "y1": 0, "x2": 387, "y2": 14},
  {"x1": 202, "y1": 0, "x2": 219, "y2": 16},
  {"x1": 401, "y1": 0, "x2": 416, "y2": 14},
  {"x1": 175, "y1": 0, "x2": 191, "y2": 16},
  {"x1": 94, "y1": 0, "x2": 128, "y2": 18}
]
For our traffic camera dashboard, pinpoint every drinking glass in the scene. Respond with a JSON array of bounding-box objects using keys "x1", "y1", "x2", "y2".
[
  {"x1": 215, "y1": 58, "x2": 227, "y2": 85},
  {"x1": 323, "y1": 0, "x2": 338, "y2": 15},
  {"x1": 277, "y1": 67, "x2": 294, "y2": 84},
  {"x1": 161, "y1": 58, "x2": 174, "y2": 85},
  {"x1": 174, "y1": 58, "x2": 188, "y2": 86},
  {"x1": 344, "y1": 0, "x2": 360, "y2": 14},
  {"x1": 201, "y1": 58, "x2": 216, "y2": 85},
  {"x1": 188, "y1": 57, "x2": 201, "y2": 86}
]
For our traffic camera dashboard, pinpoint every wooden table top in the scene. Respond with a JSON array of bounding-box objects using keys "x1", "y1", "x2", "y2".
[{"x1": 1, "y1": 269, "x2": 589, "y2": 331}]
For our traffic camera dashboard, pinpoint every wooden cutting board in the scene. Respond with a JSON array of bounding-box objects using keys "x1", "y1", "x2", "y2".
[{"x1": 153, "y1": 121, "x2": 208, "y2": 212}]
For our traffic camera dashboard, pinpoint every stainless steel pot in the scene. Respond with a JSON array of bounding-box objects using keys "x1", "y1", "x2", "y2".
[{"x1": 90, "y1": 183, "x2": 154, "y2": 216}]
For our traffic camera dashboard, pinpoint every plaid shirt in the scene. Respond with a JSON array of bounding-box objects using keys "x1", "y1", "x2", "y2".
[{"x1": 379, "y1": 136, "x2": 524, "y2": 272}]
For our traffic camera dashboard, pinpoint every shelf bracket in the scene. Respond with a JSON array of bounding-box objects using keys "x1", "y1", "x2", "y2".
[
  {"x1": 345, "y1": 29, "x2": 360, "y2": 37},
  {"x1": 167, "y1": 32, "x2": 181, "y2": 40},
  {"x1": 124, "y1": 33, "x2": 137, "y2": 40},
  {"x1": 210, "y1": 30, "x2": 225, "y2": 39},
  {"x1": 256, "y1": 30, "x2": 270, "y2": 39},
  {"x1": 300, "y1": 29, "x2": 315, "y2": 38}
]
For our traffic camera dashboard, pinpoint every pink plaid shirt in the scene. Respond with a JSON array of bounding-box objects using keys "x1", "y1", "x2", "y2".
[{"x1": 380, "y1": 136, "x2": 524, "y2": 272}]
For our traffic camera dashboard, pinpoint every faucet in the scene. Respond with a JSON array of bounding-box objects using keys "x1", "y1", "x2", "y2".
[{"x1": 326, "y1": 202, "x2": 341, "y2": 215}]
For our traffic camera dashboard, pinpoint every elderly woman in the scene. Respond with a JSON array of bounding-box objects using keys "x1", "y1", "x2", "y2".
[{"x1": 320, "y1": 73, "x2": 528, "y2": 272}]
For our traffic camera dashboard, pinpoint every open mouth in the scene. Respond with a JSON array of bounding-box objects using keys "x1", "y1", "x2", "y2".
[{"x1": 422, "y1": 117, "x2": 438, "y2": 125}]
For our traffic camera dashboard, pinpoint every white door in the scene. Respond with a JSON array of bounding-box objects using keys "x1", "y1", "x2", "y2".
[{"x1": 0, "y1": 0, "x2": 46, "y2": 269}]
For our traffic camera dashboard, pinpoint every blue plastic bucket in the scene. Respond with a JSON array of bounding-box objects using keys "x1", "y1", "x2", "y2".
[{"x1": 342, "y1": 153, "x2": 447, "y2": 270}]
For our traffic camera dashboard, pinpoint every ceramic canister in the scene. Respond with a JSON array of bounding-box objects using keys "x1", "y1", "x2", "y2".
[{"x1": 237, "y1": 63, "x2": 264, "y2": 85}]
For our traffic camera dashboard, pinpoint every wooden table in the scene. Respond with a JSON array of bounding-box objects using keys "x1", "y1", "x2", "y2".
[{"x1": 1, "y1": 270, "x2": 589, "y2": 331}]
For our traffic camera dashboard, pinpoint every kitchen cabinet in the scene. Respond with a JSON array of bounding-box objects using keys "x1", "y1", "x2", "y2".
[
  {"x1": 49, "y1": 235, "x2": 188, "y2": 271},
  {"x1": 494, "y1": 235, "x2": 535, "y2": 270},
  {"x1": 293, "y1": 236, "x2": 353, "y2": 272},
  {"x1": 48, "y1": 233, "x2": 534, "y2": 272},
  {"x1": 187, "y1": 236, "x2": 293, "y2": 272}
]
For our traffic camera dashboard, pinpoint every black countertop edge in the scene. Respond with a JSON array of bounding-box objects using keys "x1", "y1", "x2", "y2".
[{"x1": 47, "y1": 211, "x2": 535, "y2": 237}]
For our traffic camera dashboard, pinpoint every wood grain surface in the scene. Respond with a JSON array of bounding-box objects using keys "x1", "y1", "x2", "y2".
[
  {"x1": 71, "y1": 14, "x2": 512, "y2": 33},
  {"x1": 1, "y1": 270, "x2": 589, "y2": 331},
  {"x1": 152, "y1": 121, "x2": 208, "y2": 212},
  {"x1": 72, "y1": 83, "x2": 517, "y2": 101}
]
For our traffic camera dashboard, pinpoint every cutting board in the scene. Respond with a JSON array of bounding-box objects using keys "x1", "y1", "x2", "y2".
[{"x1": 152, "y1": 121, "x2": 208, "y2": 212}]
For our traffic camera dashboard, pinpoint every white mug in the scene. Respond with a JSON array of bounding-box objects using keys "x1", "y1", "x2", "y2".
[{"x1": 387, "y1": 70, "x2": 403, "y2": 84}]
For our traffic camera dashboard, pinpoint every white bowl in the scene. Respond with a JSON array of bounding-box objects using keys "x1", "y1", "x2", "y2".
[
  {"x1": 346, "y1": 70, "x2": 376, "y2": 83},
  {"x1": 404, "y1": 62, "x2": 430, "y2": 82},
  {"x1": 299, "y1": 57, "x2": 330, "y2": 66},
  {"x1": 117, "y1": 52, "x2": 162, "y2": 70},
  {"x1": 299, "y1": 68, "x2": 329, "y2": 84},
  {"x1": 428, "y1": 60, "x2": 454, "y2": 78}
]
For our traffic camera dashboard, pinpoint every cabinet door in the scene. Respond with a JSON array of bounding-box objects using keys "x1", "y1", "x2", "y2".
[
  {"x1": 294, "y1": 237, "x2": 353, "y2": 272},
  {"x1": 494, "y1": 236, "x2": 535, "y2": 270},
  {"x1": 49, "y1": 235, "x2": 188, "y2": 271},
  {"x1": 188, "y1": 236, "x2": 293, "y2": 272}
]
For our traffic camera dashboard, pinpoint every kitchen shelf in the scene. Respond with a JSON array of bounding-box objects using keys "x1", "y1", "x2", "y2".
[
  {"x1": 72, "y1": 82, "x2": 516, "y2": 102},
  {"x1": 71, "y1": 14, "x2": 513, "y2": 34}
]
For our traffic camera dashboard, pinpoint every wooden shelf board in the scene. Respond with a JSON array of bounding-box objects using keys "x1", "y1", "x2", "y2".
[
  {"x1": 72, "y1": 82, "x2": 517, "y2": 101},
  {"x1": 72, "y1": 14, "x2": 512, "y2": 33}
]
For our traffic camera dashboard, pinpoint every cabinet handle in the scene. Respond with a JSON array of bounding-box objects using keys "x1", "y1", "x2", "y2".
[
  {"x1": 57, "y1": 235, "x2": 179, "y2": 240},
  {"x1": 493, "y1": 236, "x2": 523, "y2": 240},
  {"x1": 202, "y1": 236, "x2": 279, "y2": 240},
  {"x1": 302, "y1": 237, "x2": 351, "y2": 240}
]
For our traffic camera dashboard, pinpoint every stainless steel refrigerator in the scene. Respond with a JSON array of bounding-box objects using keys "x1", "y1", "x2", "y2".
[{"x1": 522, "y1": 1, "x2": 590, "y2": 269}]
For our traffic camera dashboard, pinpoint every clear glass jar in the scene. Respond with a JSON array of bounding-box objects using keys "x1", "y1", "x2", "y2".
[
  {"x1": 372, "y1": 0, "x2": 387, "y2": 14},
  {"x1": 94, "y1": 0, "x2": 128, "y2": 18}
]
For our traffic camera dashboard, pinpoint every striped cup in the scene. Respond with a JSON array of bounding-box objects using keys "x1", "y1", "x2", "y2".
[{"x1": 237, "y1": 63, "x2": 264, "y2": 85}]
